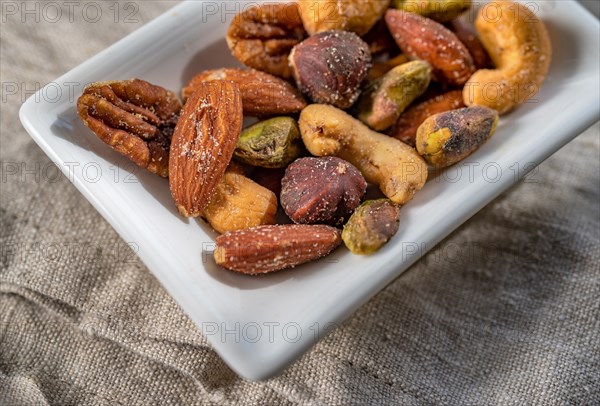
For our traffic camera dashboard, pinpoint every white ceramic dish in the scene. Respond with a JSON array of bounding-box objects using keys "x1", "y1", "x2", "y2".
[{"x1": 20, "y1": 0, "x2": 600, "y2": 379}]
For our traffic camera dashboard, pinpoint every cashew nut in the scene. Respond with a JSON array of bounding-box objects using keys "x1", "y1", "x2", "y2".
[
  {"x1": 463, "y1": 1, "x2": 552, "y2": 115},
  {"x1": 299, "y1": 104, "x2": 428, "y2": 205}
]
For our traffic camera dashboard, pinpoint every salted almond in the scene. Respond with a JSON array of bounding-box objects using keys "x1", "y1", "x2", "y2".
[
  {"x1": 214, "y1": 224, "x2": 342, "y2": 274},
  {"x1": 385, "y1": 9, "x2": 475, "y2": 86},
  {"x1": 169, "y1": 81, "x2": 243, "y2": 217},
  {"x1": 182, "y1": 68, "x2": 306, "y2": 117}
]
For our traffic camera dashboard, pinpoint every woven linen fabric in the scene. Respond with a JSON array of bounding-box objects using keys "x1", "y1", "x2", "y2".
[{"x1": 1, "y1": 2, "x2": 599, "y2": 405}]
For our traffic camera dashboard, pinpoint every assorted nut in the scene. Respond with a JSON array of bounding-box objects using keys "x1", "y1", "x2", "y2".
[
  {"x1": 226, "y1": 3, "x2": 306, "y2": 79},
  {"x1": 234, "y1": 117, "x2": 302, "y2": 169},
  {"x1": 77, "y1": 1, "x2": 551, "y2": 273},
  {"x1": 388, "y1": 89, "x2": 465, "y2": 147},
  {"x1": 385, "y1": 9, "x2": 475, "y2": 86},
  {"x1": 416, "y1": 106, "x2": 499, "y2": 168},
  {"x1": 202, "y1": 171, "x2": 277, "y2": 234},
  {"x1": 182, "y1": 68, "x2": 306, "y2": 117},
  {"x1": 298, "y1": 0, "x2": 391, "y2": 36},
  {"x1": 77, "y1": 79, "x2": 181, "y2": 178},
  {"x1": 281, "y1": 157, "x2": 367, "y2": 226},
  {"x1": 463, "y1": 1, "x2": 552, "y2": 114},
  {"x1": 300, "y1": 104, "x2": 428, "y2": 205},
  {"x1": 289, "y1": 30, "x2": 372, "y2": 109},
  {"x1": 214, "y1": 224, "x2": 342, "y2": 274},
  {"x1": 357, "y1": 60, "x2": 431, "y2": 131},
  {"x1": 342, "y1": 199, "x2": 401, "y2": 255},
  {"x1": 169, "y1": 81, "x2": 243, "y2": 217}
]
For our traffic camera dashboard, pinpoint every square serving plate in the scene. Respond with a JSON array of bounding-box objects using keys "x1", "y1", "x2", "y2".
[{"x1": 20, "y1": 0, "x2": 600, "y2": 379}]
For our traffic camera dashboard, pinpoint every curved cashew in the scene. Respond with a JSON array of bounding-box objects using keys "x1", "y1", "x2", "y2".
[
  {"x1": 463, "y1": 1, "x2": 552, "y2": 115},
  {"x1": 299, "y1": 104, "x2": 428, "y2": 205}
]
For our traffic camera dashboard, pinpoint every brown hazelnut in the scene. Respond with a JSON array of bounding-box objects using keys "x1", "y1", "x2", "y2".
[
  {"x1": 281, "y1": 157, "x2": 367, "y2": 226},
  {"x1": 289, "y1": 31, "x2": 372, "y2": 109}
]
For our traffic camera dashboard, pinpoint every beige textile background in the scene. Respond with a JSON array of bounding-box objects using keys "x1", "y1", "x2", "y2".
[{"x1": 1, "y1": 1, "x2": 599, "y2": 405}]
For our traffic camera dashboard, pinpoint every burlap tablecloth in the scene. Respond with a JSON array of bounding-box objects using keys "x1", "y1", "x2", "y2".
[{"x1": 1, "y1": 2, "x2": 599, "y2": 405}]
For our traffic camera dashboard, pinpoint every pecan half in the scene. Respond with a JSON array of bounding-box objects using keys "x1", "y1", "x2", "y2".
[
  {"x1": 227, "y1": 3, "x2": 306, "y2": 79},
  {"x1": 77, "y1": 79, "x2": 181, "y2": 178}
]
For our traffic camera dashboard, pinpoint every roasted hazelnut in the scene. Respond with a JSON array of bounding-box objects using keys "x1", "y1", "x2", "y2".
[
  {"x1": 281, "y1": 157, "x2": 367, "y2": 226},
  {"x1": 289, "y1": 31, "x2": 372, "y2": 109}
]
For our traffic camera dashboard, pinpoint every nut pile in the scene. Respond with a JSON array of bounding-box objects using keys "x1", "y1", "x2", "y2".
[{"x1": 77, "y1": 0, "x2": 552, "y2": 274}]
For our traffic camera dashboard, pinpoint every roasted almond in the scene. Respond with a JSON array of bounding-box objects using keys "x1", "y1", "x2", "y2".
[
  {"x1": 449, "y1": 17, "x2": 492, "y2": 69},
  {"x1": 214, "y1": 224, "x2": 342, "y2": 274},
  {"x1": 169, "y1": 81, "x2": 243, "y2": 217},
  {"x1": 385, "y1": 9, "x2": 475, "y2": 86},
  {"x1": 182, "y1": 68, "x2": 306, "y2": 117}
]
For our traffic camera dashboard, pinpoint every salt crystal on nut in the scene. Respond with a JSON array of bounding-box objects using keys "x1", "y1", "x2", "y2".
[
  {"x1": 281, "y1": 156, "x2": 367, "y2": 226},
  {"x1": 289, "y1": 31, "x2": 372, "y2": 109}
]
